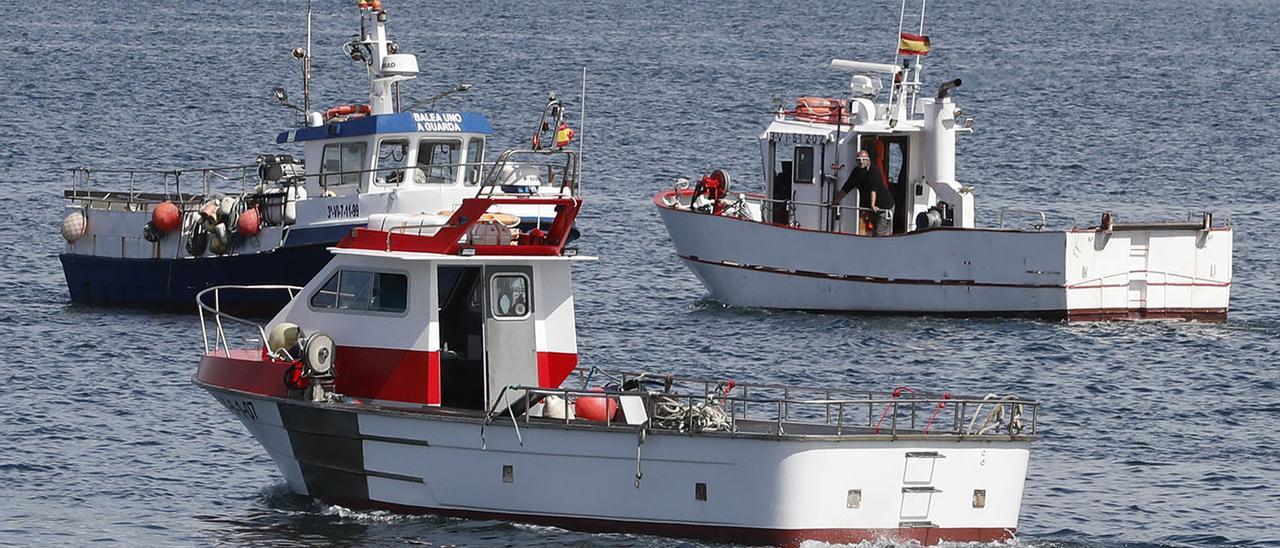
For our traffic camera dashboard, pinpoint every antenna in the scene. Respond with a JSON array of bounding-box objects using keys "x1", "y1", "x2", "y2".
[
  {"x1": 910, "y1": 0, "x2": 928, "y2": 114},
  {"x1": 578, "y1": 66, "x2": 586, "y2": 197},
  {"x1": 304, "y1": 0, "x2": 313, "y2": 113},
  {"x1": 887, "y1": 0, "x2": 908, "y2": 112},
  {"x1": 402, "y1": 83, "x2": 474, "y2": 112}
]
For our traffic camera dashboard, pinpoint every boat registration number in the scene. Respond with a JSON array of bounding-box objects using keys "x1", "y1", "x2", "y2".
[
  {"x1": 216, "y1": 396, "x2": 258, "y2": 421},
  {"x1": 769, "y1": 132, "x2": 828, "y2": 145},
  {"x1": 327, "y1": 202, "x2": 360, "y2": 219}
]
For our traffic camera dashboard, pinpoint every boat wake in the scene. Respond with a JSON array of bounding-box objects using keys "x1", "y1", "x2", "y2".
[{"x1": 318, "y1": 504, "x2": 423, "y2": 524}]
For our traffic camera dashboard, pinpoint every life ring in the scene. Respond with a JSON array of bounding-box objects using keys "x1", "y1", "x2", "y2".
[
  {"x1": 324, "y1": 104, "x2": 371, "y2": 119},
  {"x1": 793, "y1": 97, "x2": 847, "y2": 124}
]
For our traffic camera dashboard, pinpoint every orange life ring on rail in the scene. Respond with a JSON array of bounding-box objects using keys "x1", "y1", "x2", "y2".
[
  {"x1": 324, "y1": 104, "x2": 372, "y2": 119},
  {"x1": 793, "y1": 97, "x2": 847, "y2": 124}
]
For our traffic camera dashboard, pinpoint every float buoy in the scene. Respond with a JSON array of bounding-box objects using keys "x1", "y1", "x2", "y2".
[
  {"x1": 542, "y1": 394, "x2": 574, "y2": 420},
  {"x1": 61, "y1": 210, "x2": 88, "y2": 242},
  {"x1": 217, "y1": 196, "x2": 237, "y2": 220},
  {"x1": 200, "y1": 200, "x2": 219, "y2": 221},
  {"x1": 267, "y1": 322, "x2": 302, "y2": 358},
  {"x1": 152, "y1": 201, "x2": 181, "y2": 232},
  {"x1": 209, "y1": 223, "x2": 229, "y2": 254},
  {"x1": 237, "y1": 207, "x2": 261, "y2": 237},
  {"x1": 209, "y1": 236, "x2": 228, "y2": 255},
  {"x1": 142, "y1": 221, "x2": 161, "y2": 243},
  {"x1": 574, "y1": 387, "x2": 619, "y2": 422},
  {"x1": 186, "y1": 225, "x2": 208, "y2": 256}
]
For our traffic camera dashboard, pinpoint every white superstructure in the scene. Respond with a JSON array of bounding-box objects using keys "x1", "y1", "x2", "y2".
[{"x1": 654, "y1": 35, "x2": 1231, "y2": 320}]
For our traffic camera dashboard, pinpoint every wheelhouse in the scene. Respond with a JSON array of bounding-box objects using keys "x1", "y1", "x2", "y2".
[
  {"x1": 278, "y1": 111, "x2": 495, "y2": 195},
  {"x1": 759, "y1": 59, "x2": 975, "y2": 235}
]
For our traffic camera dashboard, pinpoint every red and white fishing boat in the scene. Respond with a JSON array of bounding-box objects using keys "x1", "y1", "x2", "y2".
[
  {"x1": 653, "y1": 3, "x2": 1231, "y2": 321},
  {"x1": 194, "y1": 150, "x2": 1040, "y2": 546}
]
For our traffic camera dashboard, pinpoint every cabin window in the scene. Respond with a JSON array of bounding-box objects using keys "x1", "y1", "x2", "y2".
[
  {"x1": 375, "y1": 138, "x2": 413, "y2": 186},
  {"x1": 489, "y1": 274, "x2": 530, "y2": 319},
  {"x1": 310, "y1": 269, "x2": 408, "y2": 313},
  {"x1": 320, "y1": 141, "x2": 368, "y2": 189},
  {"x1": 464, "y1": 138, "x2": 485, "y2": 186},
  {"x1": 794, "y1": 146, "x2": 814, "y2": 184},
  {"x1": 417, "y1": 140, "x2": 461, "y2": 184}
]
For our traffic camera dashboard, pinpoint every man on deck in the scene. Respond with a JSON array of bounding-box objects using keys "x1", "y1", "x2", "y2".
[{"x1": 834, "y1": 149, "x2": 895, "y2": 236}]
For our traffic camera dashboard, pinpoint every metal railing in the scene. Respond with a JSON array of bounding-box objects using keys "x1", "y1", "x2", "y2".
[
  {"x1": 999, "y1": 208, "x2": 1048, "y2": 230},
  {"x1": 738, "y1": 193, "x2": 877, "y2": 220},
  {"x1": 382, "y1": 222, "x2": 453, "y2": 251},
  {"x1": 668, "y1": 186, "x2": 879, "y2": 234},
  {"x1": 196, "y1": 285, "x2": 302, "y2": 357},
  {"x1": 478, "y1": 148, "x2": 579, "y2": 198},
  {"x1": 490, "y1": 368, "x2": 1038, "y2": 440},
  {"x1": 66, "y1": 164, "x2": 261, "y2": 208}
]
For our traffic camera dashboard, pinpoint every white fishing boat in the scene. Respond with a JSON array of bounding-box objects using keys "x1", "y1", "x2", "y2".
[
  {"x1": 653, "y1": 3, "x2": 1231, "y2": 321},
  {"x1": 60, "y1": 0, "x2": 578, "y2": 311},
  {"x1": 194, "y1": 156, "x2": 1039, "y2": 546}
]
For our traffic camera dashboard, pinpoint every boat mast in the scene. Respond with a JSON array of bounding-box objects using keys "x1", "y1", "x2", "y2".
[
  {"x1": 578, "y1": 67, "x2": 586, "y2": 196},
  {"x1": 355, "y1": 1, "x2": 419, "y2": 115},
  {"x1": 910, "y1": 0, "x2": 928, "y2": 114},
  {"x1": 303, "y1": 0, "x2": 313, "y2": 114},
  {"x1": 887, "y1": 0, "x2": 908, "y2": 115}
]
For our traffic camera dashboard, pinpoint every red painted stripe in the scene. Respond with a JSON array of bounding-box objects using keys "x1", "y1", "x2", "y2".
[
  {"x1": 199, "y1": 347, "x2": 581, "y2": 405},
  {"x1": 196, "y1": 350, "x2": 291, "y2": 399},
  {"x1": 680, "y1": 256, "x2": 1227, "y2": 321},
  {"x1": 427, "y1": 352, "x2": 441, "y2": 406},
  {"x1": 1067, "y1": 307, "x2": 1227, "y2": 322},
  {"x1": 333, "y1": 346, "x2": 433, "y2": 404},
  {"x1": 684, "y1": 254, "x2": 1230, "y2": 291},
  {"x1": 537, "y1": 351, "x2": 578, "y2": 388},
  {"x1": 682, "y1": 254, "x2": 1061, "y2": 289},
  {"x1": 320, "y1": 496, "x2": 1012, "y2": 547}
]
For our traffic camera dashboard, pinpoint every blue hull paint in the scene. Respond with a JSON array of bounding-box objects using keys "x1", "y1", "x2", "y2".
[
  {"x1": 282, "y1": 223, "x2": 361, "y2": 247},
  {"x1": 60, "y1": 244, "x2": 334, "y2": 313}
]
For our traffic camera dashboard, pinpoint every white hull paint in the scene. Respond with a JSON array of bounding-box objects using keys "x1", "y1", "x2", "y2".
[
  {"x1": 656, "y1": 201, "x2": 1232, "y2": 320},
  {"x1": 209, "y1": 387, "x2": 1029, "y2": 541}
]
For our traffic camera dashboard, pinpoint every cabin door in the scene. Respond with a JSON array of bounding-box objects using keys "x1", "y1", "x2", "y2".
[
  {"x1": 870, "y1": 136, "x2": 911, "y2": 234},
  {"x1": 788, "y1": 144, "x2": 821, "y2": 229},
  {"x1": 482, "y1": 265, "x2": 538, "y2": 411}
]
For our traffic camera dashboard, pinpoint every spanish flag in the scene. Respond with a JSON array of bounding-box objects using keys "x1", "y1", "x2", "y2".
[{"x1": 898, "y1": 32, "x2": 931, "y2": 56}]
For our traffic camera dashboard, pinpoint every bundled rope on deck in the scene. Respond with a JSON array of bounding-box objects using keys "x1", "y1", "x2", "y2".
[
  {"x1": 651, "y1": 391, "x2": 733, "y2": 433},
  {"x1": 966, "y1": 394, "x2": 1025, "y2": 435}
]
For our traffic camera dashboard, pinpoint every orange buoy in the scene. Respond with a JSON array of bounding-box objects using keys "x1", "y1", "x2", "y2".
[
  {"x1": 152, "y1": 201, "x2": 182, "y2": 233},
  {"x1": 574, "y1": 387, "x2": 619, "y2": 422},
  {"x1": 237, "y1": 206, "x2": 261, "y2": 237}
]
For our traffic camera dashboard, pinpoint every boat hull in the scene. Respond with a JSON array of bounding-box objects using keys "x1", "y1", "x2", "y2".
[
  {"x1": 60, "y1": 242, "x2": 334, "y2": 312},
  {"x1": 198, "y1": 356, "x2": 1030, "y2": 547},
  {"x1": 655, "y1": 197, "x2": 1232, "y2": 321}
]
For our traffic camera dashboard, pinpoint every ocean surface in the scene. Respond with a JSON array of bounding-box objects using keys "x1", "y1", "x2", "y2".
[{"x1": 2, "y1": 0, "x2": 1278, "y2": 546}]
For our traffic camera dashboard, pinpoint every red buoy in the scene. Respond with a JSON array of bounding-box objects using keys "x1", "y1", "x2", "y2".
[
  {"x1": 574, "y1": 387, "x2": 618, "y2": 422},
  {"x1": 237, "y1": 206, "x2": 261, "y2": 237},
  {"x1": 152, "y1": 201, "x2": 182, "y2": 233}
]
